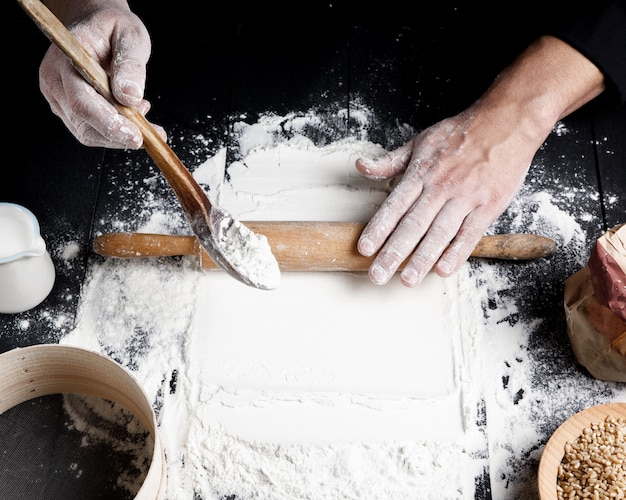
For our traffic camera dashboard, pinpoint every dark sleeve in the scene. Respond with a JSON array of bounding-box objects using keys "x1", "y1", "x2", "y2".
[{"x1": 548, "y1": 0, "x2": 626, "y2": 108}]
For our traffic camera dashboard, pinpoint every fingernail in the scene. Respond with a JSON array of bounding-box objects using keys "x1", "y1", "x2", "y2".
[
  {"x1": 369, "y1": 264, "x2": 389, "y2": 285},
  {"x1": 120, "y1": 80, "x2": 143, "y2": 106},
  {"x1": 359, "y1": 237, "x2": 375, "y2": 256},
  {"x1": 357, "y1": 158, "x2": 387, "y2": 181},
  {"x1": 129, "y1": 133, "x2": 143, "y2": 149},
  {"x1": 401, "y1": 267, "x2": 423, "y2": 287},
  {"x1": 358, "y1": 157, "x2": 375, "y2": 168},
  {"x1": 437, "y1": 259, "x2": 453, "y2": 276},
  {"x1": 119, "y1": 124, "x2": 143, "y2": 149}
]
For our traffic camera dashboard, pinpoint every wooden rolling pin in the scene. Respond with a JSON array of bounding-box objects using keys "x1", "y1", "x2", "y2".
[{"x1": 93, "y1": 221, "x2": 556, "y2": 272}]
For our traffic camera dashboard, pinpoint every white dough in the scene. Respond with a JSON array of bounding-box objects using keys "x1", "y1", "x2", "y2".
[{"x1": 189, "y1": 133, "x2": 471, "y2": 444}]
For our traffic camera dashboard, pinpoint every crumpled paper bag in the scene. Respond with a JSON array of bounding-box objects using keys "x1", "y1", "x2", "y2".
[{"x1": 564, "y1": 223, "x2": 626, "y2": 382}]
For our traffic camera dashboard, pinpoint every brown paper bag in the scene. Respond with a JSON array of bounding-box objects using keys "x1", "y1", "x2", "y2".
[{"x1": 564, "y1": 224, "x2": 626, "y2": 382}]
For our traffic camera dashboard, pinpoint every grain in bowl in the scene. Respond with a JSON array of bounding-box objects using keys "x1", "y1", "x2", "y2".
[
  {"x1": 538, "y1": 403, "x2": 626, "y2": 500},
  {"x1": 557, "y1": 415, "x2": 626, "y2": 499}
]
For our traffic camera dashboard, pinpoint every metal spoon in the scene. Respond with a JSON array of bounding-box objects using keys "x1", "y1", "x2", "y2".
[{"x1": 17, "y1": 0, "x2": 280, "y2": 290}]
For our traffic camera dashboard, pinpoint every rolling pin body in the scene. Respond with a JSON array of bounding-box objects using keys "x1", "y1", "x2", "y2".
[{"x1": 93, "y1": 221, "x2": 556, "y2": 272}]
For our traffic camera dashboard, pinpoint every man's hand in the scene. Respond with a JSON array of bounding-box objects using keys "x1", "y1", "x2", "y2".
[
  {"x1": 39, "y1": 0, "x2": 165, "y2": 149},
  {"x1": 357, "y1": 36, "x2": 605, "y2": 287}
]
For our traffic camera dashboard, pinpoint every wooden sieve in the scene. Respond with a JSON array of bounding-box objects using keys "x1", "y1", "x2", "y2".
[{"x1": 0, "y1": 344, "x2": 166, "y2": 499}]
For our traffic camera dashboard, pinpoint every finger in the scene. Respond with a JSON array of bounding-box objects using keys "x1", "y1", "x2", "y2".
[
  {"x1": 355, "y1": 141, "x2": 413, "y2": 180},
  {"x1": 109, "y1": 20, "x2": 151, "y2": 107},
  {"x1": 366, "y1": 186, "x2": 446, "y2": 285},
  {"x1": 434, "y1": 209, "x2": 492, "y2": 278},
  {"x1": 63, "y1": 74, "x2": 144, "y2": 148},
  {"x1": 398, "y1": 201, "x2": 468, "y2": 287},
  {"x1": 77, "y1": 113, "x2": 165, "y2": 149},
  {"x1": 41, "y1": 66, "x2": 118, "y2": 148},
  {"x1": 39, "y1": 47, "x2": 142, "y2": 149},
  {"x1": 68, "y1": 84, "x2": 143, "y2": 149},
  {"x1": 59, "y1": 80, "x2": 164, "y2": 149},
  {"x1": 358, "y1": 172, "x2": 424, "y2": 258}
]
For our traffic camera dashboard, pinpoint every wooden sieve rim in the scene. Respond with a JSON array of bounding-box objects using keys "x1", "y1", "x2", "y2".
[
  {"x1": 537, "y1": 402, "x2": 626, "y2": 499},
  {"x1": 0, "y1": 344, "x2": 166, "y2": 499}
]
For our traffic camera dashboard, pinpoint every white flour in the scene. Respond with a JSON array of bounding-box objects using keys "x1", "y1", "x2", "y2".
[
  {"x1": 56, "y1": 108, "x2": 626, "y2": 500},
  {"x1": 211, "y1": 213, "x2": 281, "y2": 290}
]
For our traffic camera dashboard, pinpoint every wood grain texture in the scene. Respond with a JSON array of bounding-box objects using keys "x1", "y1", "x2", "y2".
[
  {"x1": 0, "y1": 344, "x2": 167, "y2": 499},
  {"x1": 93, "y1": 222, "x2": 557, "y2": 271}
]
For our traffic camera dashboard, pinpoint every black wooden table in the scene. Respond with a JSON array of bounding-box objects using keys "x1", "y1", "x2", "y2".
[{"x1": 2, "y1": 4, "x2": 625, "y2": 499}]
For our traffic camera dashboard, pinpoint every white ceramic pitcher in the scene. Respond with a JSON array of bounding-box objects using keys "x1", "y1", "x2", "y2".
[{"x1": 0, "y1": 203, "x2": 55, "y2": 313}]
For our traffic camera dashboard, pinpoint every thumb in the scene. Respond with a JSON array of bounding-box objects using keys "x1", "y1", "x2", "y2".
[
  {"x1": 355, "y1": 141, "x2": 413, "y2": 180},
  {"x1": 109, "y1": 20, "x2": 151, "y2": 108}
]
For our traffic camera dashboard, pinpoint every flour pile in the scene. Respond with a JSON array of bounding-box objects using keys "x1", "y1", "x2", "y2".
[{"x1": 59, "y1": 107, "x2": 626, "y2": 500}]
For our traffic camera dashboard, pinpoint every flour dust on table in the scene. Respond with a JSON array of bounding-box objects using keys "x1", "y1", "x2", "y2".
[
  {"x1": 60, "y1": 107, "x2": 626, "y2": 499},
  {"x1": 475, "y1": 123, "x2": 626, "y2": 499}
]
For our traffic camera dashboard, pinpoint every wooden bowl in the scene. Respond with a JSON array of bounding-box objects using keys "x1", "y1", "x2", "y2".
[
  {"x1": 537, "y1": 402, "x2": 626, "y2": 499},
  {"x1": 0, "y1": 344, "x2": 166, "y2": 499}
]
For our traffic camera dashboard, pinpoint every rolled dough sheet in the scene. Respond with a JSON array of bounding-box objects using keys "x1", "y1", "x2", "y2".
[
  {"x1": 188, "y1": 133, "x2": 473, "y2": 444},
  {"x1": 194, "y1": 138, "x2": 391, "y2": 222},
  {"x1": 190, "y1": 269, "x2": 466, "y2": 443}
]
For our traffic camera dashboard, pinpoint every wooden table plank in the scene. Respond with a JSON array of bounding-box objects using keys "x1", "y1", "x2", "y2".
[
  {"x1": 592, "y1": 106, "x2": 626, "y2": 231},
  {"x1": 0, "y1": 2, "x2": 103, "y2": 351},
  {"x1": 229, "y1": 25, "x2": 350, "y2": 122}
]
